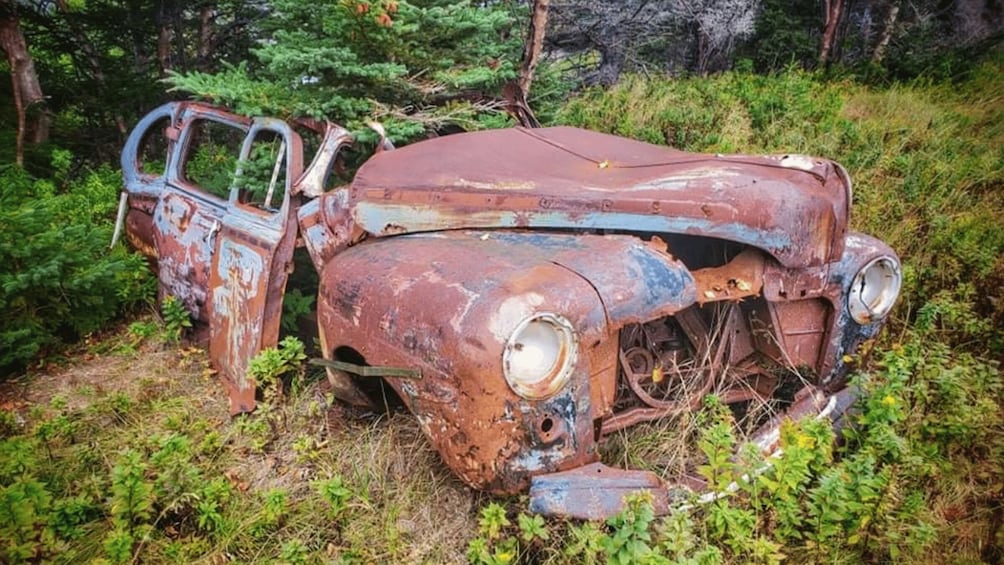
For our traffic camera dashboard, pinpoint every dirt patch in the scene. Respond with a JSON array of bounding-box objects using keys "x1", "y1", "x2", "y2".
[{"x1": 0, "y1": 320, "x2": 229, "y2": 424}]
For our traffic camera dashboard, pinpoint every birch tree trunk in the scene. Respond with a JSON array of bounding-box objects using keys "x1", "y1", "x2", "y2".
[
  {"x1": 0, "y1": 0, "x2": 49, "y2": 166},
  {"x1": 198, "y1": 5, "x2": 214, "y2": 70},
  {"x1": 871, "y1": 4, "x2": 899, "y2": 64},
  {"x1": 819, "y1": 0, "x2": 844, "y2": 65}
]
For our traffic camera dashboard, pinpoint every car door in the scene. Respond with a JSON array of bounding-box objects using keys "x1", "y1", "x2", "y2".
[
  {"x1": 208, "y1": 118, "x2": 304, "y2": 414},
  {"x1": 120, "y1": 102, "x2": 182, "y2": 262},
  {"x1": 151, "y1": 105, "x2": 252, "y2": 322}
]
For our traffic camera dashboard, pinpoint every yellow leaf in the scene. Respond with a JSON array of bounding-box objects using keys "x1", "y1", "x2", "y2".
[
  {"x1": 652, "y1": 366, "x2": 664, "y2": 383},
  {"x1": 797, "y1": 433, "x2": 815, "y2": 449}
]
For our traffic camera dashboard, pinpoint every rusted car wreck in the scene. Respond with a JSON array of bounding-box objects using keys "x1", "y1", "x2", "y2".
[{"x1": 118, "y1": 102, "x2": 901, "y2": 519}]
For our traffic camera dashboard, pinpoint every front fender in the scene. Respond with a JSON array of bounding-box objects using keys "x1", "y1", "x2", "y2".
[
  {"x1": 316, "y1": 230, "x2": 698, "y2": 492},
  {"x1": 819, "y1": 232, "x2": 902, "y2": 385}
]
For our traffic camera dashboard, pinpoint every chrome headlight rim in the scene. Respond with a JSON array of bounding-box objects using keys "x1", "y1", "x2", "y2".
[
  {"x1": 848, "y1": 256, "x2": 901, "y2": 325},
  {"x1": 502, "y1": 312, "x2": 578, "y2": 400}
]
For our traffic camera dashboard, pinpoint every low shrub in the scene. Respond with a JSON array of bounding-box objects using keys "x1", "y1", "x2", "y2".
[{"x1": 0, "y1": 157, "x2": 155, "y2": 375}]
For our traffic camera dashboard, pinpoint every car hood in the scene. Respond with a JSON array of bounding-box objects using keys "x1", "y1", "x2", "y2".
[{"x1": 349, "y1": 126, "x2": 849, "y2": 268}]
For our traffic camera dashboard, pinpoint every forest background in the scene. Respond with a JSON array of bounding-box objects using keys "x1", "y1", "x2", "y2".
[{"x1": 0, "y1": 0, "x2": 1002, "y2": 563}]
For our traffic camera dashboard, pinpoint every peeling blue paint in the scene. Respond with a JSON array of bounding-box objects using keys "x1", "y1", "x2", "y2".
[{"x1": 354, "y1": 203, "x2": 796, "y2": 265}]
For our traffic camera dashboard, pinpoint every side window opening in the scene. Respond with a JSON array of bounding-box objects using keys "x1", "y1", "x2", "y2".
[
  {"x1": 182, "y1": 119, "x2": 245, "y2": 200},
  {"x1": 236, "y1": 129, "x2": 288, "y2": 213},
  {"x1": 293, "y1": 119, "x2": 342, "y2": 193},
  {"x1": 136, "y1": 116, "x2": 171, "y2": 176},
  {"x1": 294, "y1": 123, "x2": 323, "y2": 169}
]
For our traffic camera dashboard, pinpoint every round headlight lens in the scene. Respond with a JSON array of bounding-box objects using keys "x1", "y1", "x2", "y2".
[
  {"x1": 503, "y1": 313, "x2": 577, "y2": 399},
  {"x1": 848, "y1": 256, "x2": 901, "y2": 324}
]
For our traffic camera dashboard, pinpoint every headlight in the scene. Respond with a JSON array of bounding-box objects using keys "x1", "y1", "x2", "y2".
[
  {"x1": 502, "y1": 313, "x2": 578, "y2": 400},
  {"x1": 848, "y1": 256, "x2": 901, "y2": 324}
]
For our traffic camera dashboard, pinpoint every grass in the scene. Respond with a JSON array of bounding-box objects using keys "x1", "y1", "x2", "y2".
[
  {"x1": 6, "y1": 323, "x2": 996, "y2": 563},
  {"x1": 2, "y1": 58, "x2": 1003, "y2": 563},
  {"x1": 0, "y1": 319, "x2": 475, "y2": 564}
]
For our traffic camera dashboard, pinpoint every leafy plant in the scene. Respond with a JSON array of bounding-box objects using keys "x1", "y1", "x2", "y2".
[
  {"x1": 126, "y1": 320, "x2": 159, "y2": 347},
  {"x1": 0, "y1": 477, "x2": 56, "y2": 563},
  {"x1": 247, "y1": 336, "x2": 308, "y2": 403},
  {"x1": 602, "y1": 492, "x2": 658, "y2": 565},
  {"x1": 104, "y1": 450, "x2": 154, "y2": 563},
  {"x1": 0, "y1": 162, "x2": 155, "y2": 374},
  {"x1": 517, "y1": 512, "x2": 549, "y2": 544},
  {"x1": 315, "y1": 475, "x2": 353, "y2": 519},
  {"x1": 477, "y1": 502, "x2": 510, "y2": 541},
  {"x1": 160, "y1": 296, "x2": 192, "y2": 343},
  {"x1": 468, "y1": 502, "x2": 518, "y2": 565},
  {"x1": 279, "y1": 538, "x2": 309, "y2": 564},
  {"x1": 281, "y1": 288, "x2": 316, "y2": 333},
  {"x1": 195, "y1": 477, "x2": 232, "y2": 535},
  {"x1": 249, "y1": 488, "x2": 288, "y2": 538},
  {"x1": 563, "y1": 521, "x2": 605, "y2": 564}
]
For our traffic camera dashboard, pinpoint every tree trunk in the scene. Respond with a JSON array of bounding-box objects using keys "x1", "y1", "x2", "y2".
[
  {"x1": 819, "y1": 0, "x2": 845, "y2": 66},
  {"x1": 593, "y1": 39, "x2": 624, "y2": 86},
  {"x1": 871, "y1": 4, "x2": 899, "y2": 64},
  {"x1": 197, "y1": 4, "x2": 213, "y2": 70},
  {"x1": 695, "y1": 24, "x2": 710, "y2": 76},
  {"x1": 518, "y1": 0, "x2": 549, "y2": 100},
  {"x1": 0, "y1": 0, "x2": 49, "y2": 166},
  {"x1": 172, "y1": 4, "x2": 188, "y2": 71},
  {"x1": 157, "y1": 23, "x2": 172, "y2": 76}
]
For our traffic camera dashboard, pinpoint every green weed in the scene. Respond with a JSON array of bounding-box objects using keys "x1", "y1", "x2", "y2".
[{"x1": 160, "y1": 296, "x2": 192, "y2": 343}]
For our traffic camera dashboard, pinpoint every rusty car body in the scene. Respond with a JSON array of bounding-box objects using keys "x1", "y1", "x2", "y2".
[{"x1": 119, "y1": 102, "x2": 902, "y2": 518}]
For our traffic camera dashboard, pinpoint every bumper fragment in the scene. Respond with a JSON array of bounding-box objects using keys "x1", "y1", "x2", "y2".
[{"x1": 529, "y1": 385, "x2": 857, "y2": 520}]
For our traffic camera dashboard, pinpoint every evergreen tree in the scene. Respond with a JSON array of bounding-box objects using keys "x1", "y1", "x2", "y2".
[{"x1": 168, "y1": 0, "x2": 526, "y2": 143}]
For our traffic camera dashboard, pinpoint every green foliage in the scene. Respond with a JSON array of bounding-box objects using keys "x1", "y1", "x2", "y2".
[
  {"x1": 477, "y1": 502, "x2": 510, "y2": 541},
  {"x1": 160, "y1": 296, "x2": 192, "y2": 343},
  {"x1": 516, "y1": 512, "x2": 549, "y2": 543},
  {"x1": 315, "y1": 475, "x2": 353, "y2": 519},
  {"x1": 558, "y1": 68, "x2": 845, "y2": 155},
  {"x1": 281, "y1": 288, "x2": 316, "y2": 333},
  {"x1": 247, "y1": 336, "x2": 308, "y2": 403},
  {"x1": 279, "y1": 538, "x2": 309, "y2": 564},
  {"x1": 0, "y1": 410, "x2": 19, "y2": 439},
  {"x1": 528, "y1": 327, "x2": 998, "y2": 564},
  {"x1": 562, "y1": 521, "x2": 605, "y2": 564},
  {"x1": 149, "y1": 433, "x2": 201, "y2": 503},
  {"x1": 108, "y1": 450, "x2": 154, "y2": 536},
  {"x1": 741, "y1": 0, "x2": 818, "y2": 72},
  {"x1": 468, "y1": 503, "x2": 523, "y2": 564},
  {"x1": 603, "y1": 492, "x2": 658, "y2": 564},
  {"x1": 125, "y1": 320, "x2": 159, "y2": 348},
  {"x1": 182, "y1": 133, "x2": 240, "y2": 199},
  {"x1": 195, "y1": 477, "x2": 232, "y2": 535},
  {"x1": 0, "y1": 159, "x2": 155, "y2": 374},
  {"x1": 167, "y1": 0, "x2": 527, "y2": 144},
  {"x1": 0, "y1": 477, "x2": 56, "y2": 563},
  {"x1": 249, "y1": 487, "x2": 288, "y2": 538}
]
